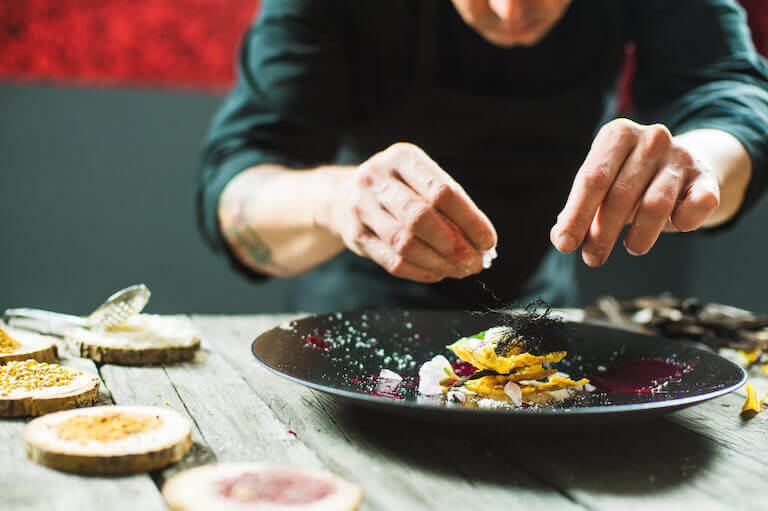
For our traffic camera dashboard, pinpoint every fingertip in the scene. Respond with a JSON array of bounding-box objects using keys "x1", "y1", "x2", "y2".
[
  {"x1": 478, "y1": 230, "x2": 497, "y2": 251},
  {"x1": 622, "y1": 240, "x2": 644, "y2": 256},
  {"x1": 581, "y1": 248, "x2": 603, "y2": 268},
  {"x1": 551, "y1": 227, "x2": 579, "y2": 254}
]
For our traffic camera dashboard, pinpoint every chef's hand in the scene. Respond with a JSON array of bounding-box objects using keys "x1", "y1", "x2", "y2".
[
  {"x1": 550, "y1": 119, "x2": 721, "y2": 266},
  {"x1": 329, "y1": 142, "x2": 497, "y2": 283}
]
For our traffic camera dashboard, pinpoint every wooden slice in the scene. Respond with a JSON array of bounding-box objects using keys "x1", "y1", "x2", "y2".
[
  {"x1": 63, "y1": 314, "x2": 201, "y2": 365},
  {"x1": 0, "y1": 363, "x2": 99, "y2": 417},
  {"x1": 25, "y1": 405, "x2": 193, "y2": 475},
  {"x1": 0, "y1": 325, "x2": 58, "y2": 364},
  {"x1": 163, "y1": 462, "x2": 363, "y2": 511}
]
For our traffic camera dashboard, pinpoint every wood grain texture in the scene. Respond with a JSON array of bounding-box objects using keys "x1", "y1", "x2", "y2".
[
  {"x1": 0, "y1": 351, "x2": 166, "y2": 511},
  {"x1": 64, "y1": 340, "x2": 200, "y2": 365},
  {"x1": 5, "y1": 313, "x2": 767, "y2": 511},
  {"x1": 193, "y1": 314, "x2": 768, "y2": 511},
  {"x1": 99, "y1": 363, "x2": 217, "y2": 482},
  {"x1": 0, "y1": 343, "x2": 58, "y2": 364}
]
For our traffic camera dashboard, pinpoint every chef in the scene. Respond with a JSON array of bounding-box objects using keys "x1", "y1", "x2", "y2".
[{"x1": 198, "y1": 0, "x2": 768, "y2": 311}]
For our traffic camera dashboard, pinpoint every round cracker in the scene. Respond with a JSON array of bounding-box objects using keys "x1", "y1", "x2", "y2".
[
  {"x1": 63, "y1": 315, "x2": 201, "y2": 365},
  {"x1": 25, "y1": 405, "x2": 192, "y2": 475},
  {"x1": 0, "y1": 327, "x2": 58, "y2": 365},
  {"x1": 0, "y1": 365, "x2": 99, "y2": 417},
  {"x1": 163, "y1": 462, "x2": 363, "y2": 511}
]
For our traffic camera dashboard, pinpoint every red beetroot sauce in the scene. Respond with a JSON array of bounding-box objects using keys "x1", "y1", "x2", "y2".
[
  {"x1": 218, "y1": 471, "x2": 334, "y2": 504},
  {"x1": 588, "y1": 357, "x2": 696, "y2": 393},
  {"x1": 305, "y1": 335, "x2": 331, "y2": 351},
  {"x1": 451, "y1": 360, "x2": 477, "y2": 378}
]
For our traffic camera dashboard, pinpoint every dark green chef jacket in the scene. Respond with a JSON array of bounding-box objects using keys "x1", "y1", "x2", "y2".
[{"x1": 199, "y1": 0, "x2": 768, "y2": 312}]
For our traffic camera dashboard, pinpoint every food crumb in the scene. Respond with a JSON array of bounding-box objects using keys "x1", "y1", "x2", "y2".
[{"x1": 164, "y1": 401, "x2": 170, "y2": 406}]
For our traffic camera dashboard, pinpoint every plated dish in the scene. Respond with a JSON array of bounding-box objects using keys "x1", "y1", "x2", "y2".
[{"x1": 252, "y1": 308, "x2": 746, "y2": 426}]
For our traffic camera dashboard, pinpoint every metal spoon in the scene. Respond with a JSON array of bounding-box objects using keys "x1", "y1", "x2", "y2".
[{"x1": 4, "y1": 284, "x2": 151, "y2": 330}]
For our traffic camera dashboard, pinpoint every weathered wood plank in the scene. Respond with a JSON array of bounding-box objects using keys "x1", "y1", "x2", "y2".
[
  {"x1": 0, "y1": 349, "x2": 166, "y2": 511},
  {"x1": 668, "y1": 392, "x2": 768, "y2": 464},
  {"x1": 192, "y1": 315, "x2": 587, "y2": 511},
  {"x1": 99, "y1": 364, "x2": 216, "y2": 482}
]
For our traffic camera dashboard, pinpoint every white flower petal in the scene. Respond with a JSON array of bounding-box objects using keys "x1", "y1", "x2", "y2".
[
  {"x1": 504, "y1": 381, "x2": 523, "y2": 407},
  {"x1": 374, "y1": 369, "x2": 403, "y2": 397},
  {"x1": 378, "y1": 369, "x2": 403, "y2": 381},
  {"x1": 418, "y1": 355, "x2": 453, "y2": 395}
]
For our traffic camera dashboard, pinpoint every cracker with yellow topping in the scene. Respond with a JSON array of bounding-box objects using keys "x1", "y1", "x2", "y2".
[
  {"x1": 25, "y1": 405, "x2": 192, "y2": 475},
  {"x1": 0, "y1": 323, "x2": 58, "y2": 365}
]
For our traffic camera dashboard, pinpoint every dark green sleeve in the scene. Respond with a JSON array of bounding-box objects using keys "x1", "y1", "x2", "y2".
[
  {"x1": 197, "y1": 0, "x2": 349, "y2": 252},
  {"x1": 631, "y1": 0, "x2": 768, "y2": 228}
]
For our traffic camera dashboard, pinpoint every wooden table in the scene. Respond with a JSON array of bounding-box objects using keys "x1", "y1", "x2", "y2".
[{"x1": 3, "y1": 314, "x2": 767, "y2": 511}]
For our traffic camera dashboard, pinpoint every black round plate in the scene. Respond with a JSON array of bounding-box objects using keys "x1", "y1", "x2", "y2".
[{"x1": 252, "y1": 309, "x2": 746, "y2": 427}]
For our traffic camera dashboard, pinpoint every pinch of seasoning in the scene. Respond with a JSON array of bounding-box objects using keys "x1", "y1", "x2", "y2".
[
  {"x1": 741, "y1": 384, "x2": 766, "y2": 416},
  {"x1": 0, "y1": 325, "x2": 21, "y2": 354},
  {"x1": 0, "y1": 360, "x2": 77, "y2": 396},
  {"x1": 55, "y1": 412, "x2": 164, "y2": 444}
]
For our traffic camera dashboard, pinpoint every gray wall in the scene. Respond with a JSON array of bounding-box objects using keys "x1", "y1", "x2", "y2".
[{"x1": 1, "y1": 84, "x2": 766, "y2": 315}]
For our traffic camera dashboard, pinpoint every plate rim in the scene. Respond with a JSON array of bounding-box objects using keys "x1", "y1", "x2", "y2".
[{"x1": 251, "y1": 310, "x2": 748, "y2": 417}]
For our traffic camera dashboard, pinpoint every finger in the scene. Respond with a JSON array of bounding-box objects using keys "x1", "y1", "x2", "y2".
[
  {"x1": 375, "y1": 177, "x2": 484, "y2": 273},
  {"x1": 392, "y1": 148, "x2": 497, "y2": 250},
  {"x1": 670, "y1": 173, "x2": 720, "y2": 232},
  {"x1": 551, "y1": 119, "x2": 638, "y2": 253},
  {"x1": 581, "y1": 125, "x2": 670, "y2": 266},
  {"x1": 357, "y1": 202, "x2": 467, "y2": 279},
  {"x1": 357, "y1": 231, "x2": 444, "y2": 284},
  {"x1": 622, "y1": 165, "x2": 683, "y2": 256}
]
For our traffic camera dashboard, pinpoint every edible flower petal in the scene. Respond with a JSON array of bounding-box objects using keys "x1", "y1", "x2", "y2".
[
  {"x1": 374, "y1": 369, "x2": 403, "y2": 398},
  {"x1": 741, "y1": 383, "x2": 765, "y2": 416},
  {"x1": 418, "y1": 355, "x2": 454, "y2": 395},
  {"x1": 504, "y1": 381, "x2": 523, "y2": 406},
  {"x1": 378, "y1": 369, "x2": 403, "y2": 382}
]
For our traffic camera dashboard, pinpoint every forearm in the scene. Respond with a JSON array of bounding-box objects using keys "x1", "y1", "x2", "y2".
[
  {"x1": 217, "y1": 164, "x2": 353, "y2": 277},
  {"x1": 674, "y1": 129, "x2": 752, "y2": 228}
]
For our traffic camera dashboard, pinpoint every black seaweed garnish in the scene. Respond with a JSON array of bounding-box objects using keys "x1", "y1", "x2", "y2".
[{"x1": 480, "y1": 299, "x2": 572, "y2": 356}]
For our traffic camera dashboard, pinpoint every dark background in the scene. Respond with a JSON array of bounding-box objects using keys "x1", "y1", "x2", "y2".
[{"x1": 1, "y1": 83, "x2": 766, "y2": 315}]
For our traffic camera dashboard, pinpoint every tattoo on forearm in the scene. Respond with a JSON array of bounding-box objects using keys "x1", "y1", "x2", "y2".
[{"x1": 221, "y1": 169, "x2": 289, "y2": 273}]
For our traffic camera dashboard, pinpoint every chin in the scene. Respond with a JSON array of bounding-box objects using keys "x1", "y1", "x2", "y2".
[{"x1": 484, "y1": 30, "x2": 544, "y2": 48}]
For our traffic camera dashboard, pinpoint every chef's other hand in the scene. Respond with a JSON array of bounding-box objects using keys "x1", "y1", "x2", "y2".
[
  {"x1": 330, "y1": 142, "x2": 497, "y2": 283},
  {"x1": 550, "y1": 119, "x2": 720, "y2": 266}
]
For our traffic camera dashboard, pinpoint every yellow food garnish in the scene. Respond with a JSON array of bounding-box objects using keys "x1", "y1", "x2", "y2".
[
  {"x1": 741, "y1": 384, "x2": 766, "y2": 416},
  {"x1": 463, "y1": 365, "x2": 556, "y2": 394},
  {"x1": 464, "y1": 374, "x2": 588, "y2": 398},
  {"x1": 0, "y1": 360, "x2": 77, "y2": 396},
  {"x1": 447, "y1": 335, "x2": 565, "y2": 373},
  {"x1": 463, "y1": 377, "x2": 509, "y2": 399},
  {"x1": 519, "y1": 376, "x2": 590, "y2": 395},
  {"x1": 0, "y1": 324, "x2": 21, "y2": 354},
  {"x1": 738, "y1": 348, "x2": 763, "y2": 364},
  {"x1": 448, "y1": 326, "x2": 589, "y2": 403}
]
